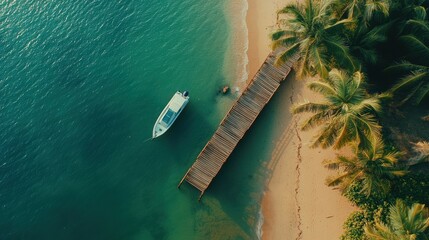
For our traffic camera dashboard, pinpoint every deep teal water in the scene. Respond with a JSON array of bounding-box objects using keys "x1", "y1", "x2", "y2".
[{"x1": 0, "y1": 1, "x2": 293, "y2": 239}]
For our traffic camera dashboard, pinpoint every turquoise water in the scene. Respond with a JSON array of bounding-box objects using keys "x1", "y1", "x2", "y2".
[{"x1": 0, "y1": 0, "x2": 292, "y2": 239}]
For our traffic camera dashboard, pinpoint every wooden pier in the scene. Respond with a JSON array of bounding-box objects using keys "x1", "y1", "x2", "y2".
[{"x1": 178, "y1": 52, "x2": 298, "y2": 199}]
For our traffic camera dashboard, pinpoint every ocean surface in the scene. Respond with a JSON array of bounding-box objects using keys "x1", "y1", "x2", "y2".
[{"x1": 0, "y1": 1, "x2": 293, "y2": 239}]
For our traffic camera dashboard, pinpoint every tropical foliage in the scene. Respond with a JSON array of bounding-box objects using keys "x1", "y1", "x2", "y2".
[
  {"x1": 365, "y1": 200, "x2": 429, "y2": 239},
  {"x1": 292, "y1": 69, "x2": 383, "y2": 149},
  {"x1": 271, "y1": 0, "x2": 357, "y2": 78},
  {"x1": 391, "y1": 173, "x2": 429, "y2": 205},
  {"x1": 385, "y1": 6, "x2": 429, "y2": 105},
  {"x1": 333, "y1": 0, "x2": 390, "y2": 23},
  {"x1": 347, "y1": 23, "x2": 389, "y2": 67},
  {"x1": 342, "y1": 211, "x2": 369, "y2": 240},
  {"x1": 272, "y1": 0, "x2": 429, "y2": 238},
  {"x1": 324, "y1": 143, "x2": 407, "y2": 196}
]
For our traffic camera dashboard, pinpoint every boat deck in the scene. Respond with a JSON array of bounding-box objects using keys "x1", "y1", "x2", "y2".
[{"x1": 178, "y1": 51, "x2": 298, "y2": 200}]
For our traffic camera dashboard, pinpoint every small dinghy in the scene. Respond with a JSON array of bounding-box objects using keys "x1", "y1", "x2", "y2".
[{"x1": 152, "y1": 91, "x2": 189, "y2": 138}]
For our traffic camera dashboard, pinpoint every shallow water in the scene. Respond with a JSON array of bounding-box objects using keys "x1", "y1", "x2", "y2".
[{"x1": 0, "y1": 0, "x2": 289, "y2": 239}]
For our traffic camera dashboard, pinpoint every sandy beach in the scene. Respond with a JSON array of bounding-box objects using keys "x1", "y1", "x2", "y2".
[{"x1": 245, "y1": 0, "x2": 357, "y2": 239}]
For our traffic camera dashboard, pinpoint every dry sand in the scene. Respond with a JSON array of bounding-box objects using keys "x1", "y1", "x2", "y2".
[
  {"x1": 245, "y1": 0, "x2": 357, "y2": 239},
  {"x1": 246, "y1": 0, "x2": 283, "y2": 80}
]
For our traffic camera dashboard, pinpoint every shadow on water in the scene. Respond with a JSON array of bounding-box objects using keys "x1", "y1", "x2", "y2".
[{"x1": 201, "y1": 73, "x2": 304, "y2": 237}]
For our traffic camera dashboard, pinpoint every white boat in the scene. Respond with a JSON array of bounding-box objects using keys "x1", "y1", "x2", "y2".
[{"x1": 152, "y1": 91, "x2": 189, "y2": 138}]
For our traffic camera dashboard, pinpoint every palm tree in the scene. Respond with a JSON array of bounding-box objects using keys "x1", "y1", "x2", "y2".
[
  {"x1": 271, "y1": 0, "x2": 357, "y2": 78},
  {"x1": 348, "y1": 23, "x2": 390, "y2": 67},
  {"x1": 333, "y1": 0, "x2": 390, "y2": 24},
  {"x1": 385, "y1": 5, "x2": 429, "y2": 105},
  {"x1": 292, "y1": 69, "x2": 383, "y2": 149},
  {"x1": 324, "y1": 142, "x2": 407, "y2": 196},
  {"x1": 365, "y1": 199, "x2": 429, "y2": 239}
]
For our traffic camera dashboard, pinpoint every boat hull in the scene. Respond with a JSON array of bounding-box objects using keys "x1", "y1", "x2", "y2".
[{"x1": 152, "y1": 91, "x2": 189, "y2": 138}]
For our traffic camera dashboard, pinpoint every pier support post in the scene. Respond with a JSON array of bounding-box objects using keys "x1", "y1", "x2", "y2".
[
  {"x1": 178, "y1": 168, "x2": 192, "y2": 188},
  {"x1": 198, "y1": 191, "x2": 204, "y2": 202}
]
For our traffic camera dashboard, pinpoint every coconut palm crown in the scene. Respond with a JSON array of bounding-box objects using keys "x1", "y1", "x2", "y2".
[
  {"x1": 324, "y1": 142, "x2": 407, "y2": 196},
  {"x1": 271, "y1": 0, "x2": 357, "y2": 78},
  {"x1": 365, "y1": 199, "x2": 429, "y2": 239},
  {"x1": 292, "y1": 69, "x2": 384, "y2": 149}
]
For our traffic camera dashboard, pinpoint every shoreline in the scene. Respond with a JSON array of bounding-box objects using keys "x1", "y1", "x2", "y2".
[
  {"x1": 244, "y1": 0, "x2": 357, "y2": 239},
  {"x1": 224, "y1": 0, "x2": 249, "y2": 93}
]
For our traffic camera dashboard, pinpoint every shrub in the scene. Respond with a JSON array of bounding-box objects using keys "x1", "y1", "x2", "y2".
[
  {"x1": 341, "y1": 211, "x2": 368, "y2": 240},
  {"x1": 391, "y1": 173, "x2": 429, "y2": 205}
]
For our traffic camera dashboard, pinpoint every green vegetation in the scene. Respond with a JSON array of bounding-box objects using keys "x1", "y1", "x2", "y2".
[
  {"x1": 332, "y1": 0, "x2": 390, "y2": 23},
  {"x1": 292, "y1": 69, "x2": 382, "y2": 149},
  {"x1": 272, "y1": 0, "x2": 429, "y2": 238},
  {"x1": 271, "y1": 0, "x2": 356, "y2": 78},
  {"x1": 324, "y1": 143, "x2": 406, "y2": 197},
  {"x1": 365, "y1": 200, "x2": 429, "y2": 239},
  {"x1": 386, "y1": 16, "x2": 429, "y2": 105}
]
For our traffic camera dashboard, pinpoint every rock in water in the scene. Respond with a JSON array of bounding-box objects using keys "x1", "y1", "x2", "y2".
[{"x1": 222, "y1": 85, "x2": 230, "y2": 94}]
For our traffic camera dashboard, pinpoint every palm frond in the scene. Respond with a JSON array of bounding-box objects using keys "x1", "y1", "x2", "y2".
[
  {"x1": 411, "y1": 81, "x2": 429, "y2": 105},
  {"x1": 365, "y1": 222, "x2": 398, "y2": 240},
  {"x1": 391, "y1": 71, "x2": 427, "y2": 92},
  {"x1": 323, "y1": 158, "x2": 341, "y2": 170},
  {"x1": 381, "y1": 200, "x2": 429, "y2": 238},
  {"x1": 307, "y1": 81, "x2": 337, "y2": 96},
  {"x1": 384, "y1": 61, "x2": 425, "y2": 75},
  {"x1": 325, "y1": 172, "x2": 353, "y2": 187},
  {"x1": 318, "y1": 0, "x2": 334, "y2": 17},
  {"x1": 272, "y1": 35, "x2": 299, "y2": 50},
  {"x1": 325, "y1": 37, "x2": 358, "y2": 72},
  {"x1": 323, "y1": 155, "x2": 355, "y2": 169},
  {"x1": 297, "y1": 43, "x2": 311, "y2": 77},
  {"x1": 312, "y1": 120, "x2": 342, "y2": 148},
  {"x1": 301, "y1": 111, "x2": 333, "y2": 131},
  {"x1": 361, "y1": 23, "x2": 390, "y2": 46},
  {"x1": 364, "y1": 0, "x2": 390, "y2": 22},
  {"x1": 309, "y1": 44, "x2": 329, "y2": 78},
  {"x1": 400, "y1": 35, "x2": 429, "y2": 61},
  {"x1": 279, "y1": 4, "x2": 305, "y2": 24},
  {"x1": 382, "y1": 149, "x2": 401, "y2": 164},
  {"x1": 413, "y1": 6, "x2": 427, "y2": 21},
  {"x1": 350, "y1": 97, "x2": 382, "y2": 113},
  {"x1": 333, "y1": 115, "x2": 356, "y2": 149},
  {"x1": 271, "y1": 30, "x2": 291, "y2": 41},
  {"x1": 356, "y1": 112, "x2": 381, "y2": 133},
  {"x1": 292, "y1": 102, "x2": 330, "y2": 114},
  {"x1": 325, "y1": 18, "x2": 354, "y2": 32},
  {"x1": 405, "y1": 20, "x2": 429, "y2": 40},
  {"x1": 276, "y1": 42, "x2": 301, "y2": 64}
]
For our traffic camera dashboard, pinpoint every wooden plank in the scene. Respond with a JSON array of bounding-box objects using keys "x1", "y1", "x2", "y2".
[
  {"x1": 179, "y1": 52, "x2": 298, "y2": 199},
  {"x1": 186, "y1": 175, "x2": 207, "y2": 191},
  {"x1": 189, "y1": 167, "x2": 211, "y2": 182}
]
